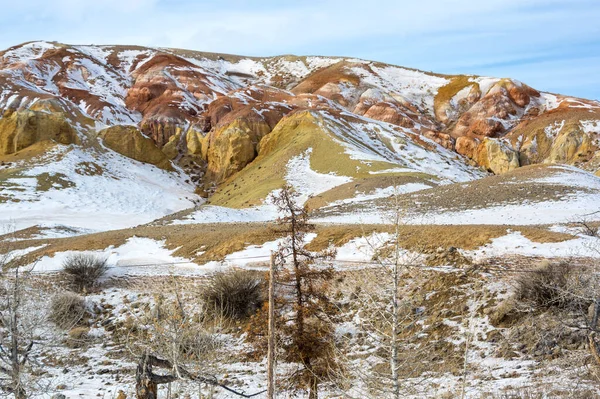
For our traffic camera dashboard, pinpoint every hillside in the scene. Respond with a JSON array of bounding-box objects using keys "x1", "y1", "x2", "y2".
[
  {"x1": 1, "y1": 41, "x2": 600, "y2": 398},
  {"x1": 1, "y1": 41, "x2": 599, "y2": 233}
]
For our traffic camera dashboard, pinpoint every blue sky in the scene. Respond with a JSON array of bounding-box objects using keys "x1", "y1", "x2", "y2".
[{"x1": 1, "y1": 0, "x2": 599, "y2": 99}]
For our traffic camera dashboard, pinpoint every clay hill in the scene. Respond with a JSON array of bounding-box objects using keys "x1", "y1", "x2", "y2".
[{"x1": 0, "y1": 41, "x2": 599, "y2": 229}]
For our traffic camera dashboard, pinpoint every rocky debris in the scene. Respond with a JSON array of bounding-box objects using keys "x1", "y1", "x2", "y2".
[
  {"x1": 425, "y1": 246, "x2": 472, "y2": 267},
  {"x1": 422, "y1": 130, "x2": 455, "y2": 150}
]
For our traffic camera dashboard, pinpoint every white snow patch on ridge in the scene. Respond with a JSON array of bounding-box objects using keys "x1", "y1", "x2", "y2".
[
  {"x1": 352, "y1": 65, "x2": 448, "y2": 115},
  {"x1": 326, "y1": 183, "x2": 432, "y2": 207},
  {"x1": 285, "y1": 148, "x2": 352, "y2": 202},
  {"x1": 320, "y1": 111, "x2": 484, "y2": 183},
  {"x1": 1, "y1": 41, "x2": 56, "y2": 63},
  {"x1": 31, "y1": 237, "x2": 201, "y2": 276},
  {"x1": 172, "y1": 203, "x2": 279, "y2": 225}
]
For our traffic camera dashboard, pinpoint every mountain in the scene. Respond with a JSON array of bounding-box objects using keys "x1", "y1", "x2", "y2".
[
  {"x1": 3, "y1": 41, "x2": 600, "y2": 398},
  {"x1": 1, "y1": 41, "x2": 599, "y2": 233}
]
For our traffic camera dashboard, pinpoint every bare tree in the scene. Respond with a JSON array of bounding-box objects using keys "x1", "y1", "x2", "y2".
[
  {"x1": 270, "y1": 185, "x2": 339, "y2": 399},
  {"x1": 125, "y1": 275, "x2": 264, "y2": 398},
  {"x1": 0, "y1": 237, "x2": 46, "y2": 398},
  {"x1": 330, "y1": 192, "x2": 432, "y2": 398}
]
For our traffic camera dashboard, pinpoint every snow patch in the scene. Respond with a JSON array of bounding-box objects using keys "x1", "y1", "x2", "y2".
[
  {"x1": 469, "y1": 231, "x2": 600, "y2": 259},
  {"x1": 285, "y1": 149, "x2": 352, "y2": 203}
]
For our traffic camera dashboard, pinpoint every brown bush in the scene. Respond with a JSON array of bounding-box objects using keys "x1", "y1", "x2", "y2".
[
  {"x1": 62, "y1": 253, "x2": 108, "y2": 292},
  {"x1": 515, "y1": 261, "x2": 591, "y2": 310},
  {"x1": 67, "y1": 327, "x2": 91, "y2": 348},
  {"x1": 49, "y1": 292, "x2": 87, "y2": 329},
  {"x1": 200, "y1": 269, "x2": 264, "y2": 320}
]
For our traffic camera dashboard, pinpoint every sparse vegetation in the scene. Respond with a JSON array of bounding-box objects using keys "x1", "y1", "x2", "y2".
[
  {"x1": 67, "y1": 326, "x2": 91, "y2": 348},
  {"x1": 62, "y1": 253, "x2": 108, "y2": 292},
  {"x1": 200, "y1": 269, "x2": 264, "y2": 320},
  {"x1": 515, "y1": 260, "x2": 589, "y2": 309},
  {"x1": 269, "y1": 185, "x2": 339, "y2": 399},
  {"x1": 49, "y1": 292, "x2": 87, "y2": 329},
  {"x1": 574, "y1": 218, "x2": 599, "y2": 237}
]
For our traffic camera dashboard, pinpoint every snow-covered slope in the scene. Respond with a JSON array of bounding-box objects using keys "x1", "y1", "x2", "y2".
[{"x1": 0, "y1": 145, "x2": 199, "y2": 232}]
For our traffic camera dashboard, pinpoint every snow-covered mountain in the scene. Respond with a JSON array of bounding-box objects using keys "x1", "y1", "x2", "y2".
[{"x1": 1, "y1": 41, "x2": 600, "y2": 232}]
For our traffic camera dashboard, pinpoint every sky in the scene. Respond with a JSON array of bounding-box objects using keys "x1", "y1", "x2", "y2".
[{"x1": 1, "y1": 0, "x2": 599, "y2": 99}]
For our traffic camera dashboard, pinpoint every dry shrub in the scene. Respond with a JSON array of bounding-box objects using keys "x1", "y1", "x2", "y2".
[
  {"x1": 201, "y1": 269, "x2": 264, "y2": 320},
  {"x1": 179, "y1": 331, "x2": 221, "y2": 360},
  {"x1": 515, "y1": 261, "x2": 591, "y2": 310},
  {"x1": 67, "y1": 327, "x2": 90, "y2": 348},
  {"x1": 62, "y1": 253, "x2": 108, "y2": 292},
  {"x1": 49, "y1": 292, "x2": 87, "y2": 329}
]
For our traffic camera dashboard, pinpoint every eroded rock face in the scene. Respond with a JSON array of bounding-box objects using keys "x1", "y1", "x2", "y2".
[
  {"x1": 455, "y1": 136, "x2": 479, "y2": 159},
  {"x1": 99, "y1": 125, "x2": 172, "y2": 170},
  {"x1": 506, "y1": 108, "x2": 600, "y2": 170},
  {"x1": 479, "y1": 138, "x2": 520, "y2": 174},
  {"x1": 546, "y1": 126, "x2": 593, "y2": 165},
  {"x1": 125, "y1": 53, "x2": 238, "y2": 147},
  {"x1": 451, "y1": 81, "x2": 540, "y2": 139},
  {"x1": 2, "y1": 40, "x2": 600, "y2": 192},
  {"x1": 0, "y1": 107, "x2": 77, "y2": 155},
  {"x1": 456, "y1": 136, "x2": 519, "y2": 174},
  {"x1": 203, "y1": 118, "x2": 272, "y2": 183}
]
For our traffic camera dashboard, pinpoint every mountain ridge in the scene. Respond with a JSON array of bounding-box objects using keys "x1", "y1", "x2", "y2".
[{"x1": 1, "y1": 40, "x2": 599, "y2": 231}]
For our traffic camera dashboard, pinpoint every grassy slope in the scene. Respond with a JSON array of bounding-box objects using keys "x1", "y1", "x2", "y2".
[
  {"x1": 305, "y1": 174, "x2": 436, "y2": 210},
  {"x1": 314, "y1": 164, "x2": 595, "y2": 217},
  {"x1": 207, "y1": 111, "x2": 402, "y2": 208},
  {"x1": 3, "y1": 221, "x2": 574, "y2": 268}
]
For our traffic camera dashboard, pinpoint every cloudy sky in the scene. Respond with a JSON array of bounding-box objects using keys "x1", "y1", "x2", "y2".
[{"x1": 1, "y1": 0, "x2": 599, "y2": 99}]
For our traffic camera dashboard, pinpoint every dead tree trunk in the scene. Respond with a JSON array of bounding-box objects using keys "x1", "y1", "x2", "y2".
[
  {"x1": 135, "y1": 351, "x2": 266, "y2": 399},
  {"x1": 136, "y1": 352, "x2": 177, "y2": 399},
  {"x1": 267, "y1": 253, "x2": 276, "y2": 399},
  {"x1": 589, "y1": 299, "x2": 600, "y2": 368}
]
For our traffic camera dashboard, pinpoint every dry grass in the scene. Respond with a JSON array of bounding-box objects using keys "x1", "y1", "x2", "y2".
[
  {"x1": 3, "y1": 221, "x2": 575, "y2": 269},
  {"x1": 291, "y1": 61, "x2": 360, "y2": 94},
  {"x1": 63, "y1": 253, "x2": 108, "y2": 292},
  {"x1": 305, "y1": 174, "x2": 436, "y2": 210},
  {"x1": 307, "y1": 224, "x2": 574, "y2": 252},
  {"x1": 49, "y1": 292, "x2": 87, "y2": 329},
  {"x1": 316, "y1": 164, "x2": 592, "y2": 217},
  {"x1": 200, "y1": 269, "x2": 265, "y2": 320},
  {"x1": 4, "y1": 222, "x2": 282, "y2": 264},
  {"x1": 0, "y1": 140, "x2": 58, "y2": 163},
  {"x1": 36, "y1": 172, "x2": 74, "y2": 191}
]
